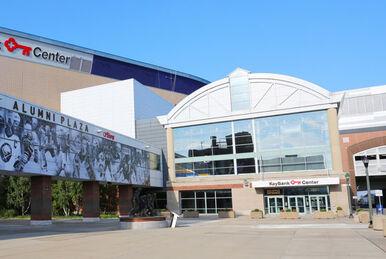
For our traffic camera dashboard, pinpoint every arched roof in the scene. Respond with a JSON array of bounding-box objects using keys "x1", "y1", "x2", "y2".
[{"x1": 162, "y1": 68, "x2": 340, "y2": 127}]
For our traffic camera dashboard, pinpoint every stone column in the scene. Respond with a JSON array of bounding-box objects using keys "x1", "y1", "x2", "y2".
[
  {"x1": 166, "y1": 127, "x2": 175, "y2": 182},
  {"x1": 118, "y1": 185, "x2": 133, "y2": 216},
  {"x1": 327, "y1": 108, "x2": 343, "y2": 172},
  {"x1": 82, "y1": 181, "x2": 100, "y2": 222},
  {"x1": 30, "y1": 176, "x2": 52, "y2": 225}
]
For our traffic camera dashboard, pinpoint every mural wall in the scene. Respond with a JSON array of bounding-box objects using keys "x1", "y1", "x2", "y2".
[{"x1": 0, "y1": 104, "x2": 160, "y2": 185}]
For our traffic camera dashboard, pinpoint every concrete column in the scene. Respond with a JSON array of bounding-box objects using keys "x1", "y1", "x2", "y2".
[
  {"x1": 329, "y1": 182, "x2": 350, "y2": 215},
  {"x1": 166, "y1": 127, "x2": 175, "y2": 182},
  {"x1": 118, "y1": 185, "x2": 133, "y2": 216},
  {"x1": 327, "y1": 108, "x2": 343, "y2": 172},
  {"x1": 166, "y1": 190, "x2": 179, "y2": 212},
  {"x1": 30, "y1": 176, "x2": 52, "y2": 225},
  {"x1": 232, "y1": 188, "x2": 262, "y2": 216},
  {"x1": 82, "y1": 181, "x2": 100, "y2": 222}
]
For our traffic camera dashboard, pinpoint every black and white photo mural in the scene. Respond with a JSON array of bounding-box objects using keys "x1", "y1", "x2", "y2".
[{"x1": 0, "y1": 94, "x2": 161, "y2": 186}]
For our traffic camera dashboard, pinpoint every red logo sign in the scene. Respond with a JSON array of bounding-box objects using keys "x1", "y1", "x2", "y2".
[
  {"x1": 4, "y1": 37, "x2": 32, "y2": 56},
  {"x1": 290, "y1": 180, "x2": 301, "y2": 185},
  {"x1": 103, "y1": 132, "x2": 115, "y2": 140}
]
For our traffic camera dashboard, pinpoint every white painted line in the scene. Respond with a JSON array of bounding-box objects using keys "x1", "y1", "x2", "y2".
[{"x1": 252, "y1": 224, "x2": 368, "y2": 229}]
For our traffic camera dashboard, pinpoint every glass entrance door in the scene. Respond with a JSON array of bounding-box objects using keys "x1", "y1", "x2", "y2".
[
  {"x1": 267, "y1": 196, "x2": 284, "y2": 214},
  {"x1": 309, "y1": 195, "x2": 329, "y2": 213},
  {"x1": 287, "y1": 196, "x2": 306, "y2": 213}
]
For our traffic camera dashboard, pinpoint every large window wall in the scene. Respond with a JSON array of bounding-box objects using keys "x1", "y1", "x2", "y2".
[
  {"x1": 174, "y1": 110, "x2": 332, "y2": 177},
  {"x1": 180, "y1": 189, "x2": 232, "y2": 214}
]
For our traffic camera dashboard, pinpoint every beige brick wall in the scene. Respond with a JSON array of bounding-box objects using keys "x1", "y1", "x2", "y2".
[
  {"x1": 0, "y1": 56, "x2": 115, "y2": 111},
  {"x1": 232, "y1": 187, "x2": 263, "y2": 216},
  {"x1": 0, "y1": 56, "x2": 186, "y2": 111}
]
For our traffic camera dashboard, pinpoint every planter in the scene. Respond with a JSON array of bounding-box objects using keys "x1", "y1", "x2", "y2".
[
  {"x1": 313, "y1": 211, "x2": 335, "y2": 219},
  {"x1": 384, "y1": 219, "x2": 386, "y2": 237},
  {"x1": 279, "y1": 212, "x2": 299, "y2": 219},
  {"x1": 218, "y1": 211, "x2": 235, "y2": 218},
  {"x1": 159, "y1": 211, "x2": 171, "y2": 218},
  {"x1": 354, "y1": 214, "x2": 360, "y2": 223},
  {"x1": 336, "y1": 210, "x2": 345, "y2": 217},
  {"x1": 250, "y1": 211, "x2": 263, "y2": 219},
  {"x1": 183, "y1": 211, "x2": 199, "y2": 218},
  {"x1": 372, "y1": 215, "x2": 385, "y2": 231},
  {"x1": 358, "y1": 212, "x2": 369, "y2": 223}
]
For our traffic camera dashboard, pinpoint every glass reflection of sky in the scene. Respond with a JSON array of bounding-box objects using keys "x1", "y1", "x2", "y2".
[
  {"x1": 174, "y1": 122, "x2": 232, "y2": 157},
  {"x1": 174, "y1": 110, "x2": 332, "y2": 171}
]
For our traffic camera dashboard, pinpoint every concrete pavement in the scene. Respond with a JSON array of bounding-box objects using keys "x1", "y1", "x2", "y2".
[{"x1": 0, "y1": 216, "x2": 385, "y2": 258}]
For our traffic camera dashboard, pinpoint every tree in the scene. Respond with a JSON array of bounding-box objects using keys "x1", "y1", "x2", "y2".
[
  {"x1": 0, "y1": 176, "x2": 10, "y2": 210},
  {"x1": 7, "y1": 176, "x2": 30, "y2": 216},
  {"x1": 68, "y1": 181, "x2": 82, "y2": 215},
  {"x1": 100, "y1": 184, "x2": 117, "y2": 214},
  {"x1": 52, "y1": 180, "x2": 72, "y2": 216},
  {"x1": 52, "y1": 180, "x2": 82, "y2": 216}
]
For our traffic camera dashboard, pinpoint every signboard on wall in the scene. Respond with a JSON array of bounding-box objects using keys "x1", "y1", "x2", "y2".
[
  {"x1": 0, "y1": 32, "x2": 93, "y2": 72},
  {"x1": 0, "y1": 93, "x2": 159, "y2": 186},
  {"x1": 252, "y1": 177, "x2": 340, "y2": 188},
  {"x1": 264, "y1": 188, "x2": 283, "y2": 195}
]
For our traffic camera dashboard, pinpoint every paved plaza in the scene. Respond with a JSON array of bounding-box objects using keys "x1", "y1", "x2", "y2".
[{"x1": 0, "y1": 216, "x2": 385, "y2": 259}]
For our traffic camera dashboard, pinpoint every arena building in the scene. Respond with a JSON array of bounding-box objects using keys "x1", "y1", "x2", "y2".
[
  {"x1": 0, "y1": 26, "x2": 209, "y2": 112},
  {"x1": 159, "y1": 68, "x2": 351, "y2": 216},
  {"x1": 338, "y1": 85, "x2": 386, "y2": 209}
]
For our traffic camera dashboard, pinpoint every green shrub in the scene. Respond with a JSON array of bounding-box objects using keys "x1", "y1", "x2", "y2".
[
  {"x1": 356, "y1": 208, "x2": 364, "y2": 213},
  {"x1": 285, "y1": 208, "x2": 292, "y2": 212},
  {"x1": 251, "y1": 209, "x2": 261, "y2": 212},
  {"x1": 0, "y1": 209, "x2": 16, "y2": 218},
  {"x1": 336, "y1": 206, "x2": 342, "y2": 211},
  {"x1": 320, "y1": 209, "x2": 327, "y2": 212},
  {"x1": 100, "y1": 213, "x2": 118, "y2": 219},
  {"x1": 219, "y1": 208, "x2": 232, "y2": 212}
]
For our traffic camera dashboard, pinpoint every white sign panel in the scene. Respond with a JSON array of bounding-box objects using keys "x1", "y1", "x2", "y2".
[
  {"x1": 375, "y1": 190, "x2": 383, "y2": 197},
  {"x1": 252, "y1": 177, "x2": 340, "y2": 188},
  {"x1": 0, "y1": 32, "x2": 93, "y2": 71}
]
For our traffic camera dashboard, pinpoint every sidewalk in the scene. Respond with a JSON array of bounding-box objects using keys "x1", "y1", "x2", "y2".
[{"x1": 0, "y1": 216, "x2": 384, "y2": 258}]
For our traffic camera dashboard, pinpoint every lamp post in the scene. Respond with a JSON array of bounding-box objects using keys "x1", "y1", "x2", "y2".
[
  {"x1": 362, "y1": 155, "x2": 373, "y2": 228},
  {"x1": 344, "y1": 173, "x2": 353, "y2": 218}
]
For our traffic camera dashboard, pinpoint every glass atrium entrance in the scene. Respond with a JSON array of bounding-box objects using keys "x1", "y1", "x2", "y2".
[{"x1": 264, "y1": 187, "x2": 330, "y2": 214}]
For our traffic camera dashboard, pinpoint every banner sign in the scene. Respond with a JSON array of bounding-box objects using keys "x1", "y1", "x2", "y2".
[
  {"x1": 264, "y1": 188, "x2": 283, "y2": 195},
  {"x1": 0, "y1": 32, "x2": 93, "y2": 71},
  {"x1": 0, "y1": 93, "x2": 161, "y2": 185},
  {"x1": 252, "y1": 177, "x2": 340, "y2": 188}
]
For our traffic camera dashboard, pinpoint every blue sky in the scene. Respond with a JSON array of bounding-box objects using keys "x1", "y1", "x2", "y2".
[{"x1": 1, "y1": 1, "x2": 386, "y2": 91}]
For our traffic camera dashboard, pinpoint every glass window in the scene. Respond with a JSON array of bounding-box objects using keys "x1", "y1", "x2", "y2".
[
  {"x1": 282, "y1": 155, "x2": 305, "y2": 171},
  {"x1": 180, "y1": 189, "x2": 232, "y2": 214},
  {"x1": 180, "y1": 191, "x2": 195, "y2": 199},
  {"x1": 255, "y1": 110, "x2": 331, "y2": 173},
  {"x1": 256, "y1": 116, "x2": 280, "y2": 151},
  {"x1": 230, "y1": 75, "x2": 250, "y2": 111},
  {"x1": 234, "y1": 119, "x2": 254, "y2": 154},
  {"x1": 237, "y1": 158, "x2": 255, "y2": 174},
  {"x1": 174, "y1": 122, "x2": 232, "y2": 159},
  {"x1": 213, "y1": 159, "x2": 234, "y2": 175}
]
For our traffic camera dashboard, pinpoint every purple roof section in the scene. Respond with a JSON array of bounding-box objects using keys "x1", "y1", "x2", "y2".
[{"x1": 92, "y1": 55, "x2": 207, "y2": 95}]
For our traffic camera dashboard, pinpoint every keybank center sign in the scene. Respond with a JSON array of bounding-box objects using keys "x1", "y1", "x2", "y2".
[
  {"x1": 251, "y1": 177, "x2": 340, "y2": 188},
  {"x1": 0, "y1": 32, "x2": 93, "y2": 70}
]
